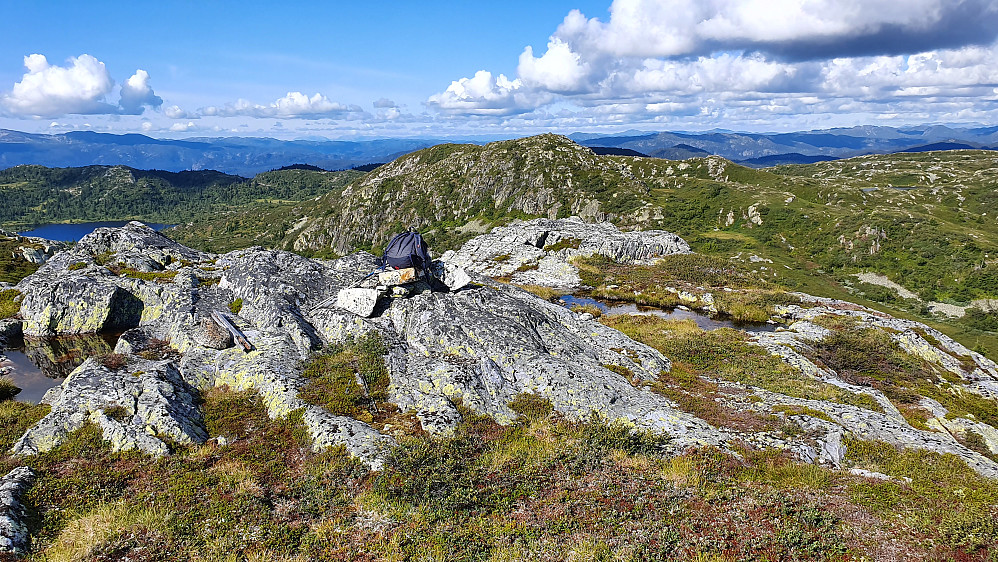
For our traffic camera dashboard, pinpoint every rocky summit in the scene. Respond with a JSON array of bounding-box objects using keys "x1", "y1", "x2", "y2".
[
  {"x1": 0, "y1": 220, "x2": 994, "y2": 482},
  {"x1": 2, "y1": 219, "x2": 998, "y2": 558}
]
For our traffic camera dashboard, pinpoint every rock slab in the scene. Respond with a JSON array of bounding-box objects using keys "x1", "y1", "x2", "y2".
[{"x1": 0, "y1": 466, "x2": 35, "y2": 555}]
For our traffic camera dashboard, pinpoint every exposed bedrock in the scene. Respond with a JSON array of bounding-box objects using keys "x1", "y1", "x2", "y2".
[
  {"x1": 442, "y1": 216, "x2": 690, "y2": 289},
  {"x1": 8, "y1": 221, "x2": 998, "y2": 478}
]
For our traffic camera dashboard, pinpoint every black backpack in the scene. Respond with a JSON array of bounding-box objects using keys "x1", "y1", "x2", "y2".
[{"x1": 381, "y1": 229, "x2": 432, "y2": 275}]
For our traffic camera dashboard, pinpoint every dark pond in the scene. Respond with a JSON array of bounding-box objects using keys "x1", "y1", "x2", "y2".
[
  {"x1": 559, "y1": 295, "x2": 777, "y2": 333},
  {"x1": 0, "y1": 332, "x2": 120, "y2": 404},
  {"x1": 18, "y1": 221, "x2": 173, "y2": 242}
]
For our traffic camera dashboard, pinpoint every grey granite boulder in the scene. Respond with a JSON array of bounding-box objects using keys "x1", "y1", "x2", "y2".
[
  {"x1": 12, "y1": 357, "x2": 206, "y2": 457},
  {"x1": 442, "y1": 217, "x2": 690, "y2": 289},
  {"x1": 0, "y1": 466, "x2": 35, "y2": 555},
  {"x1": 17, "y1": 274, "x2": 144, "y2": 336}
]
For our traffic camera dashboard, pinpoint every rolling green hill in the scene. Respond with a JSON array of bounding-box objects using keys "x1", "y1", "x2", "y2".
[{"x1": 0, "y1": 164, "x2": 362, "y2": 229}]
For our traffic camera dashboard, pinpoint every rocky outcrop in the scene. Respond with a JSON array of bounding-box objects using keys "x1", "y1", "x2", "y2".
[
  {"x1": 0, "y1": 466, "x2": 35, "y2": 555},
  {"x1": 13, "y1": 357, "x2": 205, "y2": 457},
  {"x1": 746, "y1": 298, "x2": 998, "y2": 476},
  {"x1": 442, "y1": 217, "x2": 690, "y2": 289},
  {"x1": 8, "y1": 222, "x2": 998, "y2": 479},
  {"x1": 0, "y1": 229, "x2": 68, "y2": 265}
]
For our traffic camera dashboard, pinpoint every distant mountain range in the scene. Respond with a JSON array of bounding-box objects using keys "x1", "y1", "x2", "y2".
[
  {"x1": 1, "y1": 125, "x2": 996, "y2": 175},
  {"x1": 571, "y1": 125, "x2": 998, "y2": 167},
  {"x1": 0, "y1": 129, "x2": 435, "y2": 176}
]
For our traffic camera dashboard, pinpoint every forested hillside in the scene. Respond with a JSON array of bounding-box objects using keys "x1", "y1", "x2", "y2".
[{"x1": 0, "y1": 165, "x2": 362, "y2": 228}]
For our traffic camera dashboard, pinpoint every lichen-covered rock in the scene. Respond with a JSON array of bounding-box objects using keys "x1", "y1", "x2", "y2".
[
  {"x1": 442, "y1": 217, "x2": 690, "y2": 288},
  {"x1": 192, "y1": 316, "x2": 233, "y2": 350},
  {"x1": 74, "y1": 221, "x2": 207, "y2": 271},
  {"x1": 17, "y1": 273, "x2": 144, "y2": 336},
  {"x1": 11, "y1": 357, "x2": 205, "y2": 456},
  {"x1": 11, "y1": 222, "x2": 998, "y2": 478},
  {"x1": 351, "y1": 281, "x2": 729, "y2": 450},
  {"x1": 0, "y1": 466, "x2": 35, "y2": 555}
]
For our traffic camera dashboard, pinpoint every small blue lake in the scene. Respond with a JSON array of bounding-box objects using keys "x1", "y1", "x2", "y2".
[
  {"x1": 559, "y1": 295, "x2": 777, "y2": 333},
  {"x1": 18, "y1": 221, "x2": 173, "y2": 242}
]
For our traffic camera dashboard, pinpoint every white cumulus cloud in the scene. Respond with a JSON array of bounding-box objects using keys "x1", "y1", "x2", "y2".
[
  {"x1": 518, "y1": 38, "x2": 589, "y2": 93},
  {"x1": 201, "y1": 92, "x2": 361, "y2": 119},
  {"x1": 427, "y1": 0, "x2": 998, "y2": 127},
  {"x1": 427, "y1": 70, "x2": 545, "y2": 115},
  {"x1": 169, "y1": 121, "x2": 197, "y2": 132},
  {"x1": 164, "y1": 105, "x2": 195, "y2": 119},
  {"x1": 2, "y1": 54, "x2": 115, "y2": 117},
  {"x1": 118, "y1": 69, "x2": 163, "y2": 114},
  {"x1": 1, "y1": 54, "x2": 166, "y2": 118}
]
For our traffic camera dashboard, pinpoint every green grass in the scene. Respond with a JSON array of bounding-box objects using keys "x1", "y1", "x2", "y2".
[
  {"x1": 0, "y1": 238, "x2": 40, "y2": 284},
  {"x1": 0, "y1": 288, "x2": 22, "y2": 319},
  {"x1": 846, "y1": 438, "x2": 998, "y2": 553},
  {"x1": 107, "y1": 265, "x2": 178, "y2": 283},
  {"x1": 602, "y1": 315, "x2": 882, "y2": 413},
  {"x1": 0, "y1": 378, "x2": 23, "y2": 402},
  {"x1": 813, "y1": 323, "x2": 998, "y2": 428}
]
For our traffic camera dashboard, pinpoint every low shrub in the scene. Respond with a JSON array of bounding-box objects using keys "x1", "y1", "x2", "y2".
[
  {"x1": 507, "y1": 392, "x2": 553, "y2": 421},
  {"x1": 99, "y1": 353, "x2": 128, "y2": 370},
  {"x1": 228, "y1": 298, "x2": 243, "y2": 314}
]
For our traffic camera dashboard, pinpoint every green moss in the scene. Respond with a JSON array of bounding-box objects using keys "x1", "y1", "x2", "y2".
[
  {"x1": 298, "y1": 334, "x2": 390, "y2": 425},
  {"x1": 117, "y1": 267, "x2": 178, "y2": 282},
  {"x1": 514, "y1": 260, "x2": 540, "y2": 273},
  {"x1": 0, "y1": 288, "x2": 22, "y2": 319},
  {"x1": 543, "y1": 237, "x2": 582, "y2": 252},
  {"x1": 228, "y1": 298, "x2": 243, "y2": 314},
  {"x1": 102, "y1": 405, "x2": 130, "y2": 422},
  {"x1": 67, "y1": 261, "x2": 88, "y2": 271}
]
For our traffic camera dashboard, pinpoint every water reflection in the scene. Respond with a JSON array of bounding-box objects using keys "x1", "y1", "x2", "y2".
[
  {"x1": 558, "y1": 295, "x2": 777, "y2": 333},
  {"x1": 0, "y1": 332, "x2": 119, "y2": 404}
]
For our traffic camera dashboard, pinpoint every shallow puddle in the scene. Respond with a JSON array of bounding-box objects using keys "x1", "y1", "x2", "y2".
[
  {"x1": 558, "y1": 295, "x2": 777, "y2": 333},
  {"x1": 0, "y1": 332, "x2": 120, "y2": 404}
]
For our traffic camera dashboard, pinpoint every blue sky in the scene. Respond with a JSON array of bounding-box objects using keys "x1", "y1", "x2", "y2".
[{"x1": 2, "y1": 0, "x2": 998, "y2": 139}]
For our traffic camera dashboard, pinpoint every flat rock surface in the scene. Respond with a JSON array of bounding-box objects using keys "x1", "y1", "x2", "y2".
[{"x1": 442, "y1": 217, "x2": 690, "y2": 289}]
